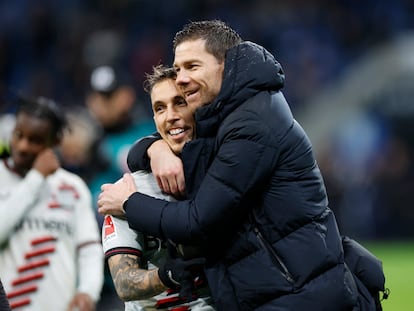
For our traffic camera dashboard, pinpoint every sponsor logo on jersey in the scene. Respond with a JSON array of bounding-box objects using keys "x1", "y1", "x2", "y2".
[
  {"x1": 15, "y1": 218, "x2": 74, "y2": 235},
  {"x1": 103, "y1": 215, "x2": 116, "y2": 241}
]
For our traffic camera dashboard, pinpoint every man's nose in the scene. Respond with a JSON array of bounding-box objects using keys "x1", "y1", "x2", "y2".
[
  {"x1": 166, "y1": 107, "x2": 179, "y2": 121},
  {"x1": 176, "y1": 71, "x2": 190, "y2": 85},
  {"x1": 16, "y1": 138, "x2": 30, "y2": 151}
]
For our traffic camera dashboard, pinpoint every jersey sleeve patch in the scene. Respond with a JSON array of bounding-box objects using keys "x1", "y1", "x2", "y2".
[{"x1": 103, "y1": 215, "x2": 116, "y2": 242}]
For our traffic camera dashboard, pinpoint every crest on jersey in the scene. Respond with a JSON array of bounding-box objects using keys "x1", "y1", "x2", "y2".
[{"x1": 48, "y1": 182, "x2": 79, "y2": 210}]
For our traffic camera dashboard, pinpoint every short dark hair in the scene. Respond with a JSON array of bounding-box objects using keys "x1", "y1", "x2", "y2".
[
  {"x1": 16, "y1": 96, "x2": 68, "y2": 140},
  {"x1": 143, "y1": 64, "x2": 177, "y2": 94},
  {"x1": 173, "y1": 20, "x2": 242, "y2": 63}
]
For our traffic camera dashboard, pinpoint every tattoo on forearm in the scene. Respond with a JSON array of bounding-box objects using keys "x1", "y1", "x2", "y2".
[{"x1": 108, "y1": 254, "x2": 167, "y2": 301}]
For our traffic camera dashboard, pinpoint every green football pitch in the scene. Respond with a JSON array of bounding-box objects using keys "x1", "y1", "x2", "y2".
[{"x1": 363, "y1": 241, "x2": 414, "y2": 311}]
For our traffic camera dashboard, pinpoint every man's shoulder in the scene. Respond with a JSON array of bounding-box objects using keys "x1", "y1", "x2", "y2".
[
  {"x1": 130, "y1": 171, "x2": 175, "y2": 202},
  {"x1": 130, "y1": 170, "x2": 155, "y2": 187}
]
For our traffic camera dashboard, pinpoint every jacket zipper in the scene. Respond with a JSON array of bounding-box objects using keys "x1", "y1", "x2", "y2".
[{"x1": 254, "y1": 226, "x2": 294, "y2": 284}]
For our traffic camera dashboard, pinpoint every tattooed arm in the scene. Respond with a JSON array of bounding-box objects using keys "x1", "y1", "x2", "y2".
[{"x1": 108, "y1": 253, "x2": 168, "y2": 301}]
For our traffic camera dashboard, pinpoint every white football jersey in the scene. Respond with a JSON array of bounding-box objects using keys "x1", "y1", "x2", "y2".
[
  {"x1": 102, "y1": 171, "x2": 215, "y2": 311},
  {"x1": 0, "y1": 159, "x2": 103, "y2": 310}
]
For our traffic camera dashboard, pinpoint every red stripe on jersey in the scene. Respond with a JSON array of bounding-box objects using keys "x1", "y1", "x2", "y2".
[
  {"x1": 31, "y1": 236, "x2": 57, "y2": 245},
  {"x1": 156, "y1": 293, "x2": 198, "y2": 309},
  {"x1": 25, "y1": 246, "x2": 55, "y2": 259},
  {"x1": 104, "y1": 247, "x2": 142, "y2": 259},
  {"x1": 48, "y1": 201, "x2": 61, "y2": 208},
  {"x1": 155, "y1": 295, "x2": 182, "y2": 308},
  {"x1": 10, "y1": 298, "x2": 31, "y2": 309},
  {"x1": 171, "y1": 306, "x2": 190, "y2": 311},
  {"x1": 7, "y1": 285, "x2": 37, "y2": 298},
  {"x1": 18, "y1": 259, "x2": 50, "y2": 272},
  {"x1": 12, "y1": 272, "x2": 44, "y2": 286},
  {"x1": 166, "y1": 288, "x2": 178, "y2": 294},
  {"x1": 59, "y1": 183, "x2": 74, "y2": 190}
]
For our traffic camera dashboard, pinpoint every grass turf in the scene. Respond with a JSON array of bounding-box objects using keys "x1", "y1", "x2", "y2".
[{"x1": 363, "y1": 241, "x2": 414, "y2": 311}]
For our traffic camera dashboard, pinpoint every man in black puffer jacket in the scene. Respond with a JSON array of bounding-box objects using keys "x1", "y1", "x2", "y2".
[
  {"x1": 0, "y1": 279, "x2": 11, "y2": 310},
  {"x1": 98, "y1": 20, "x2": 385, "y2": 310}
]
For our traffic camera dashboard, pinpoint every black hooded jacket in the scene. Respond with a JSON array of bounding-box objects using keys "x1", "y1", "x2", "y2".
[{"x1": 125, "y1": 42, "x2": 360, "y2": 310}]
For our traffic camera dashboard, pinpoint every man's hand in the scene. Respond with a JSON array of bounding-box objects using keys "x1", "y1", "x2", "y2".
[
  {"x1": 97, "y1": 173, "x2": 137, "y2": 216},
  {"x1": 33, "y1": 148, "x2": 60, "y2": 177},
  {"x1": 148, "y1": 140, "x2": 186, "y2": 197},
  {"x1": 157, "y1": 241, "x2": 206, "y2": 301},
  {"x1": 66, "y1": 292, "x2": 95, "y2": 311}
]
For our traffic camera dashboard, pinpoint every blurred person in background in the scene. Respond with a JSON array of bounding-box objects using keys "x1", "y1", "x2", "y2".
[
  {"x1": 0, "y1": 113, "x2": 15, "y2": 158},
  {"x1": 102, "y1": 65, "x2": 215, "y2": 311},
  {"x1": 58, "y1": 108, "x2": 107, "y2": 186},
  {"x1": 59, "y1": 65, "x2": 156, "y2": 310},
  {"x1": 0, "y1": 96, "x2": 103, "y2": 310},
  {"x1": 60, "y1": 64, "x2": 155, "y2": 222}
]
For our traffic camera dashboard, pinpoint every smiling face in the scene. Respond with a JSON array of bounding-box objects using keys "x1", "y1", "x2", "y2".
[
  {"x1": 151, "y1": 78, "x2": 195, "y2": 155},
  {"x1": 173, "y1": 38, "x2": 224, "y2": 109}
]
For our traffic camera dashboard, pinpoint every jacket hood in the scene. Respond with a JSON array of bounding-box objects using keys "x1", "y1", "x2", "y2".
[{"x1": 195, "y1": 41, "x2": 285, "y2": 137}]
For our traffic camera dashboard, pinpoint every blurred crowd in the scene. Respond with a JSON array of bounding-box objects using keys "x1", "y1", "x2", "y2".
[
  {"x1": 0, "y1": 0, "x2": 413, "y2": 115},
  {"x1": 1, "y1": 0, "x2": 414, "y2": 308}
]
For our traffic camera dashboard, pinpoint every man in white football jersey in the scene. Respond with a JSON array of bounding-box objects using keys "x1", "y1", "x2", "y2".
[
  {"x1": 0, "y1": 96, "x2": 104, "y2": 310},
  {"x1": 101, "y1": 65, "x2": 215, "y2": 311}
]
